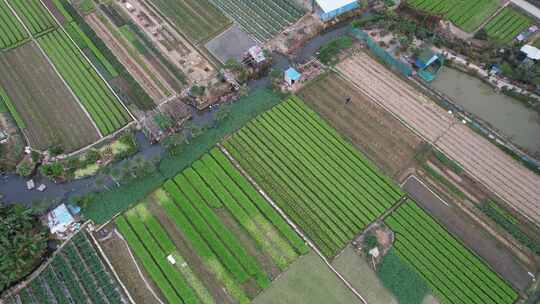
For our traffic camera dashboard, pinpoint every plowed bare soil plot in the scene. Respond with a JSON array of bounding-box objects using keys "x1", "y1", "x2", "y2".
[
  {"x1": 338, "y1": 52, "x2": 540, "y2": 226},
  {"x1": 0, "y1": 42, "x2": 99, "y2": 151},
  {"x1": 438, "y1": 123, "x2": 540, "y2": 224},
  {"x1": 299, "y1": 72, "x2": 423, "y2": 177},
  {"x1": 85, "y1": 12, "x2": 168, "y2": 102}
]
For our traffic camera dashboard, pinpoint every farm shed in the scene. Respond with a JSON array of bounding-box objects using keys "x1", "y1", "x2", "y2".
[
  {"x1": 414, "y1": 48, "x2": 444, "y2": 82},
  {"x1": 314, "y1": 0, "x2": 359, "y2": 21},
  {"x1": 285, "y1": 67, "x2": 302, "y2": 86},
  {"x1": 47, "y1": 203, "x2": 76, "y2": 235},
  {"x1": 520, "y1": 44, "x2": 540, "y2": 60}
]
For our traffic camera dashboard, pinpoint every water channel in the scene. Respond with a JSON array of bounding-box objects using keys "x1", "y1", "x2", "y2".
[
  {"x1": 431, "y1": 67, "x2": 540, "y2": 155},
  {"x1": 0, "y1": 22, "x2": 350, "y2": 208}
]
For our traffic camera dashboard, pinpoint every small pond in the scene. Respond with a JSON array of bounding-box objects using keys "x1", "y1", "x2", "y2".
[{"x1": 431, "y1": 67, "x2": 540, "y2": 154}]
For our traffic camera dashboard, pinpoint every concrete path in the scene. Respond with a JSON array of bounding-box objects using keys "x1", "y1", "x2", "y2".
[{"x1": 511, "y1": 0, "x2": 540, "y2": 19}]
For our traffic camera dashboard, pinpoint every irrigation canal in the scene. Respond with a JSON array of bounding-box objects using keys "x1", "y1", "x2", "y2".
[{"x1": 0, "y1": 22, "x2": 350, "y2": 208}]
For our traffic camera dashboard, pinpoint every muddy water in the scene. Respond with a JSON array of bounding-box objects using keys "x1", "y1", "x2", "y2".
[{"x1": 431, "y1": 67, "x2": 540, "y2": 154}]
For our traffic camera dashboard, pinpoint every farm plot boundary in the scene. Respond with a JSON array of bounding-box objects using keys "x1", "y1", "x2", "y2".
[
  {"x1": 3, "y1": 230, "x2": 126, "y2": 304},
  {"x1": 0, "y1": 41, "x2": 100, "y2": 151},
  {"x1": 114, "y1": 149, "x2": 309, "y2": 303},
  {"x1": 208, "y1": 0, "x2": 305, "y2": 42},
  {"x1": 224, "y1": 96, "x2": 404, "y2": 258},
  {"x1": 384, "y1": 199, "x2": 518, "y2": 304}
]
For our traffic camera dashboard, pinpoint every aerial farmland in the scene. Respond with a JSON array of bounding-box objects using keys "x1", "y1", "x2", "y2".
[
  {"x1": 406, "y1": 0, "x2": 500, "y2": 32},
  {"x1": 1, "y1": 0, "x2": 540, "y2": 304},
  {"x1": 0, "y1": 0, "x2": 133, "y2": 153}
]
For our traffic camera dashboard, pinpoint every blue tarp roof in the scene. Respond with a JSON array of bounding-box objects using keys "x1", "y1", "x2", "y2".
[
  {"x1": 54, "y1": 204, "x2": 74, "y2": 225},
  {"x1": 285, "y1": 67, "x2": 301, "y2": 80}
]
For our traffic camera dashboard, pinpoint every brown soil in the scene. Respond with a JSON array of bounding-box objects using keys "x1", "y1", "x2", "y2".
[
  {"x1": 85, "y1": 12, "x2": 169, "y2": 103},
  {"x1": 143, "y1": 54, "x2": 184, "y2": 93},
  {"x1": 215, "y1": 208, "x2": 280, "y2": 279},
  {"x1": 353, "y1": 222, "x2": 394, "y2": 267},
  {"x1": 0, "y1": 42, "x2": 100, "y2": 151},
  {"x1": 298, "y1": 72, "x2": 423, "y2": 178},
  {"x1": 403, "y1": 176, "x2": 535, "y2": 292},
  {"x1": 117, "y1": 0, "x2": 217, "y2": 86},
  {"x1": 98, "y1": 224, "x2": 162, "y2": 304},
  {"x1": 338, "y1": 51, "x2": 540, "y2": 226},
  {"x1": 145, "y1": 194, "x2": 234, "y2": 304},
  {"x1": 266, "y1": 13, "x2": 323, "y2": 55}
]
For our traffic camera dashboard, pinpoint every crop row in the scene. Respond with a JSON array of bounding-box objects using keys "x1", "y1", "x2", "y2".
[
  {"x1": 150, "y1": 0, "x2": 230, "y2": 44},
  {"x1": 225, "y1": 97, "x2": 402, "y2": 257},
  {"x1": 407, "y1": 0, "x2": 499, "y2": 32},
  {"x1": 50, "y1": 254, "x2": 87, "y2": 303},
  {"x1": 136, "y1": 204, "x2": 215, "y2": 304},
  {"x1": 116, "y1": 215, "x2": 184, "y2": 304},
  {"x1": 38, "y1": 29, "x2": 130, "y2": 135},
  {"x1": 132, "y1": 203, "x2": 215, "y2": 304},
  {"x1": 63, "y1": 243, "x2": 111, "y2": 303},
  {"x1": 72, "y1": 233, "x2": 124, "y2": 303},
  {"x1": 385, "y1": 201, "x2": 518, "y2": 304},
  {"x1": 12, "y1": 231, "x2": 124, "y2": 304},
  {"x1": 192, "y1": 152, "x2": 301, "y2": 269},
  {"x1": 54, "y1": 0, "x2": 155, "y2": 110},
  {"x1": 65, "y1": 22, "x2": 118, "y2": 78},
  {"x1": 154, "y1": 188, "x2": 250, "y2": 303},
  {"x1": 482, "y1": 7, "x2": 532, "y2": 43},
  {"x1": 209, "y1": 0, "x2": 304, "y2": 42},
  {"x1": 41, "y1": 267, "x2": 70, "y2": 304},
  {"x1": 10, "y1": 0, "x2": 56, "y2": 36},
  {"x1": 120, "y1": 206, "x2": 200, "y2": 304},
  {"x1": 0, "y1": 1, "x2": 28, "y2": 49},
  {"x1": 208, "y1": 148, "x2": 309, "y2": 255},
  {"x1": 172, "y1": 173, "x2": 271, "y2": 288}
]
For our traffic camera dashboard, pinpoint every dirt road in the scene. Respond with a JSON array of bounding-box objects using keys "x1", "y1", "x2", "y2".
[
  {"x1": 86, "y1": 13, "x2": 169, "y2": 102},
  {"x1": 403, "y1": 176, "x2": 532, "y2": 292}
]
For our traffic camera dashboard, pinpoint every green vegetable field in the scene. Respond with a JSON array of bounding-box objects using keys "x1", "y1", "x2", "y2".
[
  {"x1": 209, "y1": 0, "x2": 304, "y2": 42},
  {"x1": 149, "y1": 0, "x2": 231, "y2": 44},
  {"x1": 0, "y1": 1, "x2": 28, "y2": 49},
  {"x1": 38, "y1": 29, "x2": 131, "y2": 135},
  {"x1": 4, "y1": 231, "x2": 126, "y2": 304},
  {"x1": 385, "y1": 200, "x2": 518, "y2": 304},
  {"x1": 481, "y1": 7, "x2": 533, "y2": 43},
  {"x1": 9, "y1": 0, "x2": 56, "y2": 36},
  {"x1": 406, "y1": 0, "x2": 500, "y2": 32},
  {"x1": 115, "y1": 150, "x2": 308, "y2": 303},
  {"x1": 225, "y1": 96, "x2": 403, "y2": 258}
]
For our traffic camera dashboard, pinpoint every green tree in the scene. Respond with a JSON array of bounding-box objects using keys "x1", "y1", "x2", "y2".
[
  {"x1": 0, "y1": 204, "x2": 49, "y2": 292},
  {"x1": 16, "y1": 162, "x2": 33, "y2": 177},
  {"x1": 40, "y1": 162, "x2": 64, "y2": 179},
  {"x1": 162, "y1": 133, "x2": 186, "y2": 155},
  {"x1": 48, "y1": 145, "x2": 64, "y2": 157},
  {"x1": 474, "y1": 28, "x2": 488, "y2": 41}
]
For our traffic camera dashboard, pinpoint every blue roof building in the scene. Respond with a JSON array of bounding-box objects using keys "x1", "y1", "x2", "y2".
[
  {"x1": 47, "y1": 203, "x2": 75, "y2": 234},
  {"x1": 284, "y1": 67, "x2": 301, "y2": 86},
  {"x1": 414, "y1": 48, "x2": 444, "y2": 82}
]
